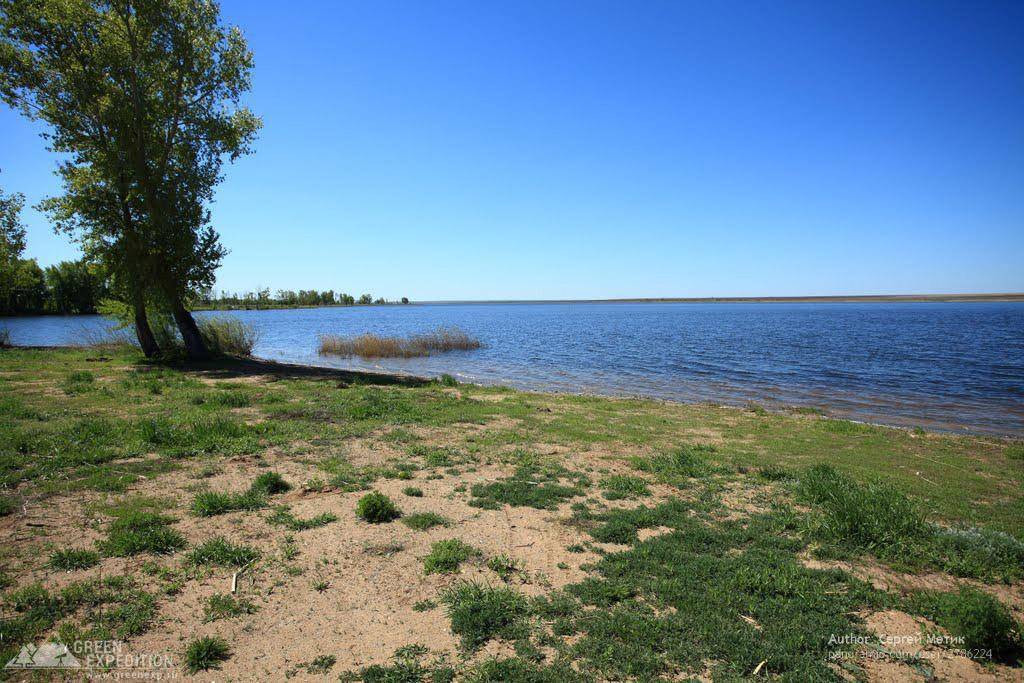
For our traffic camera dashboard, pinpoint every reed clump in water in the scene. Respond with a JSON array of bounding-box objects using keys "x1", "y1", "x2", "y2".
[{"x1": 318, "y1": 326, "x2": 481, "y2": 359}]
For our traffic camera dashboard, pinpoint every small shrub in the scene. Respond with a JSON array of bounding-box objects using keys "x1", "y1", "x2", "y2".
[
  {"x1": 203, "y1": 593, "x2": 258, "y2": 622},
  {"x1": 197, "y1": 316, "x2": 259, "y2": 356},
  {"x1": 0, "y1": 327, "x2": 10, "y2": 347},
  {"x1": 402, "y1": 512, "x2": 450, "y2": 531},
  {"x1": 250, "y1": 471, "x2": 291, "y2": 495},
  {"x1": 911, "y1": 588, "x2": 1022, "y2": 662},
  {"x1": 424, "y1": 539, "x2": 480, "y2": 574},
  {"x1": 403, "y1": 486, "x2": 423, "y2": 497},
  {"x1": 304, "y1": 655, "x2": 336, "y2": 675},
  {"x1": 440, "y1": 581, "x2": 530, "y2": 649},
  {"x1": 184, "y1": 635, "x2": 231, "y2": 674},
  {"x1": 98, "y1": 512, "x2": 187, "y2": 556},
  {"x1": 48, "y1": 548, "x2": 100, "y2": 571},
  {"x1": 1006, "y1": 444, "x2": 1024, "y2": 461},
  {"x1": 188, "y1": 538, "x2": 260, "y2": 567},
  {"x1": 356, "y1": 491, "x2": 401, "y2": 523},
  {"x1": 438, "y1": 373, "x2": 458, "y2": 387}
]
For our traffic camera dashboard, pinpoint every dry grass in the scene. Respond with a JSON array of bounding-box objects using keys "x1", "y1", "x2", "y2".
[{"x1": 318, "y1": 326, "x2": 481, "y2": 359}]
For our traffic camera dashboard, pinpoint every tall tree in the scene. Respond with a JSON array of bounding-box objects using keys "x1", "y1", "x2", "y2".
[
  {"x1": 0, "y1": 0, "x2": 260, "y2": 358},
  {"x1": 0, "y1": 181, "x2": 28, "y2": 313}
]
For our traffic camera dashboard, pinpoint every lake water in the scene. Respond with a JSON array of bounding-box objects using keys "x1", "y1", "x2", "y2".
[{"x1": 4, "y1": 302, "x2": 1023, "y2": 436}]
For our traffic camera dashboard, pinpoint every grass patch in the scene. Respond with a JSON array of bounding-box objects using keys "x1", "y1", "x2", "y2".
[
  {"x1": 356, "y1": 491, "x2": 402, "y2": 523},
  {"x1": 599, "y1": 474, "x2": 650, "y2": 500},
  {"x1": 469, "y1": 465, "x2": 583, "y2": 510},
  {"x1": 402, "y1": 512, "x2": 450, "y2": 531},
  {"x1": 188, "y1": 537, "x2": 261, "y2": 567},
  {"x1": 797, "y1": 464, "x2": 1024, "y2": 580},
  {"x1": 402, "y1": 486, "x2": 423, "y2": 497},
  {"x1": 910, "y1": 587, "x2": 1022, "y2": 663},
  {"x1": 440, "y1": 581, "x2": 530, "y2": 650},
  {"x1": 267, "y1": 505, "x2": 338, "y2": 531},
  {"x1": 191, "y1": 489, "x2": 265, "y2": 517},
  {"x1": 203, "y1": 593, "x2": 258, "y2": 622},
  {"x1": 48, "y1": 548, "x2": 100, "y2": 571},
  {"x1": 250, "y1": 471, "x2": 291, "y2": 495},
  {"x1": 184, "y1": 635, "x2": 231, "y2": 674},
  {"x1": 424, "y1": 539, "x2": 480, "y2": 574},
  {"x1": 98, "y1": 511, "x2": 187, "y2": 556},
  {"x1": 629, "y1": 444, "x2": 718, "y2": 485},
  {"x1": 319, "y1": 326, "x2": 481, "y2": 359}
]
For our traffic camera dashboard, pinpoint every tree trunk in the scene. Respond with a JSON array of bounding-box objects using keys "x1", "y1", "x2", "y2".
[
  {"x1": 171, "y1": 298, "x2": 208, "y2": 360},
  {"x1": 132, "y1": 296, "x2": 160, "y2": 358}
]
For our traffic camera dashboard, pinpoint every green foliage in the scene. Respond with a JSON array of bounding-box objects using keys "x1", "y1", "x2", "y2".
[
  {"x1": 438, "y1": 374, "x2": 458, "y2": 387},
  {"x1": 402, "y1": 512, "x2": 450, "y2": 531},
  {"x1": 469, "y1": 465, "x2": 583, "y2": 510},
  {"x1": 402, "y1": 486, "x2": 423, "y2": 497},
  {"x1": 266, "y1": 505, "x2": 337, "y2": 531},
  {"x1": 629, "y1": 444, "x2": 718, "y2": 484},
  {"x1": 0, "y1": 495, "x2": 15, "y2": 516},
  {"x1": 191, "y1": 489, "x2": 265, "y2": 517},
  {"x1": 756, "y1": 465, "x2": 794, "y2": 481},
  {"x1": 440, "y1": 581, "x2": 530, "y2": 650},
  {"x1": 98, "y1": 511, "x2": 186, "y2": 556},
  {"x1": 203, "y1": 593, "x2": 258, "y2": 622},
  {"x1": 184, "y1": 636, "x2": 231, "y2": 674},
  {"x1": 424, "y1": 539, "x2": 480, "y2": 574},
  {"x1": 250, "y1": 471, "x2": 291, "y2": 495},
  {"x1": 356, "y1": 491, "x2": 401, "y2": 523},
  {"x1": 911, "y1": 588, "x2": 1022, "y2": 662},
  {"x1": 486, "y1": 554, "x2": 524, "y2": 582},
  {"x1": 197, "y1": 316, "x2": 260, "y2": 356},
  {"x1": 599, "y1": 474, "x2": 650, "y2": 500},
  {"x1": 465, "y1": 658, "x2": 586, "y2": 682},
  {"x1": 797, "y1": 464, "x2": 929, "y2": 552},
  {"x1": 0, "y1": 576, "x2": 156, "y2": 665},
  {"x1": 797, "y1": 464, "x2": 1024, "y2": 580},
  {"x1": 61, "y1": 370, "x2": 96, "y2": 395},
  {"x1": 187, "y1": 537, "x2": 260, "y2": 567},
  {"x1": 48, "y1": 548, "x2": 100, "y2": 571}
]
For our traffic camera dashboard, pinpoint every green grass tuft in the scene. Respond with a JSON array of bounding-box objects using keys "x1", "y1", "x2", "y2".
[
  {"x1": 250, "y1": 471, "x2": 291, "y2": 495},
  {"x1": 191, "y1": 489, "x2": 266, "y2": 517},
  {"x1": 98, "y1": 511, "x2": 187, "y2": 556},
  {"x1": 184, "y1": 635, "x2": 231, "y2": 674},
  {"x1": 188, "y1": 537, "x2": 260, "y2": 567},
  {"x1": 266, "y1": 505, "x2": 337, "y2": 531},
  {"x1": 402, "y1": 486, "x2": 423, "y2": 497},
  {"x1": 402, "y1": 512, "x2": 450, "y2": 531},
  {"x1": 469, "y1": 465, "x2": 583, "y2": 510},
  {"x1": 203, "y1": 593, "x2": 258, "y2": 622},
  {"x1": 48, "y1": 548, "x2": 100, "y2": 571},
  {"x1": 356, "y1": 491, "x2": 402, "y2": 523},
  {"x1": 424, "y1": 539, "x2": 481, "y2": 574}
]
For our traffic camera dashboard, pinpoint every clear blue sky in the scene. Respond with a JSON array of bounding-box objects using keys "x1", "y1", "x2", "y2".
[{"x1": 2, "y1": 0, "x2": 1022, "y2": 300}]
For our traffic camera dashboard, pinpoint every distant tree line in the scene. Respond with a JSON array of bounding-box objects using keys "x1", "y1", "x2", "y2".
[{"x1": 197, "y1": 288, "x2": 410, "y2": 309}]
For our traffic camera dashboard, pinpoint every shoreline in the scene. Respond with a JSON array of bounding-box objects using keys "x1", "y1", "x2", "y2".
[{"x1": 7, "y1": 344, "x2": 1021, "y2": 439}]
